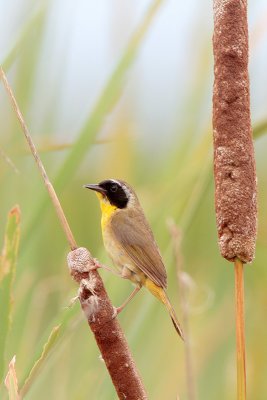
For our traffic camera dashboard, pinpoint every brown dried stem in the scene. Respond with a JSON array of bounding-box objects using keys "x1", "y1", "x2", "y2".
[
  {"x1": 0, "y1": 67, "x2": 147, "y2": 400},
  {"x1": 234, "y1": 258, "x2": 246, "y2": 400}
]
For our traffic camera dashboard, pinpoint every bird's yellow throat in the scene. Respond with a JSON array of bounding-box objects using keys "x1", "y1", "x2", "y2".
[{"x1": 95, "y1": 192, "x2": 117, "y2": 229}]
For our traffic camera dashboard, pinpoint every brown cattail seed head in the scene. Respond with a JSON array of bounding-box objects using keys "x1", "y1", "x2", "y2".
[
  {"x1": 212, "y1": 0, "x2": 257, "y2": 263},
  {"x1": 67, "y1": 247, "x2": 94, "y2": 282}
]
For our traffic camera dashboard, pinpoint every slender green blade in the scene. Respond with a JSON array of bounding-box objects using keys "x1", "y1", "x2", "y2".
[
  {"x1": 0, "y1": 207, "x2": 21, "y2": 383},
  {"x1": 19, "y1": 326, "x2": 60, "y2": 398},
  {"x1": 1, "y1": 4, "x2": 47, "y2": 71},
  {"x1": 19, "y1": 302, "x2": 78, "y2": 398}
]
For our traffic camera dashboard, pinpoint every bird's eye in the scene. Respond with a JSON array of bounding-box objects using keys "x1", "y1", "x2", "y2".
[{"x1": 110, "y1": 184, "x2": 118, "y2": 193}]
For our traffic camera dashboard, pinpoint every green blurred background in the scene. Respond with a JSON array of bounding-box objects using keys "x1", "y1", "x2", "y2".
[{"x1": 1, "y1": 0, "x2": 267, "y2": 399}]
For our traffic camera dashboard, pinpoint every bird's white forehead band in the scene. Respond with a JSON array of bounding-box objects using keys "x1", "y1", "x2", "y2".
[{"x1": 109, "y1": 179, "x2": 121, "y2": 186}]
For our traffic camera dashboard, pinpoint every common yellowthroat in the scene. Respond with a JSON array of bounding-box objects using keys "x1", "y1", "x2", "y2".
[{"x1": 85, "y1": 179, "x2": 184, "y2": 340}]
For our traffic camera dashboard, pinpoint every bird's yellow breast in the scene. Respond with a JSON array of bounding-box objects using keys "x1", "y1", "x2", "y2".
[
  {"x1": 96, "y1": 193, "x2": 117, "y2": 231},
  {"x1": 97, "y1": 196, "x2": 125, "y2": 270},
  {"x1": 95, "y1": 193, "x2": 147, "y2": 287}
]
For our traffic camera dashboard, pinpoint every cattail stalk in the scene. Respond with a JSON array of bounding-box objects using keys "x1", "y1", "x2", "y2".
[
  {"x1": 0, "y1": 67, "x2": 147, "y2": 400},
  {"x1": 234, "y1": 258, "x2": 246, "y2": 400},
  {"x1": 212, "y1": 1, "x2": 257, "y2": 399}
]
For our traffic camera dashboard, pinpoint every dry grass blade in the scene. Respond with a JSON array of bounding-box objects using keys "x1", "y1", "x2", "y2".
[{"x1": 4, "y1": 356, "x2": 19, "y2": 400}]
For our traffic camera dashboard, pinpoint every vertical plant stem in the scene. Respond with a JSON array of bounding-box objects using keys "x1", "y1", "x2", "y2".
[
  {"x1": 234, "y1": 258, "x2": 246, "y2": 400},
  {"x1": 168, "y1": 220, "x2": 196, "y2": 400}
]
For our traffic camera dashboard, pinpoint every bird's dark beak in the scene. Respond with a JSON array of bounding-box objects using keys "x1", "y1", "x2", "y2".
[{"x1": 83, "y1": 183, "x2": 106, "y2": 195}]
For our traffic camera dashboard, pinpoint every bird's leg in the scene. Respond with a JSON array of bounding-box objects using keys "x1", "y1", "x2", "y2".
[{"x1": 114, "y1": 286, "x2": 141, "y2": 316}]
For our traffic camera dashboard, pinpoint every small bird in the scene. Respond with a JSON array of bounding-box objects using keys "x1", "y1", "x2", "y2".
[{"x1": 84, "y1": 179, "x2": 184, "y2": 340}]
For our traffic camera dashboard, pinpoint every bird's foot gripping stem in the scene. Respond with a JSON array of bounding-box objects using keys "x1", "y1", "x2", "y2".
[{"x1": 112, "y1": 286, "x2": 141, "y2": 318}]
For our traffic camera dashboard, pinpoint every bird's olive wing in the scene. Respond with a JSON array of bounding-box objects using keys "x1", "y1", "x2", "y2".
[{"x1": 110, "y1": 211, "x2": 167, "y2": 288}]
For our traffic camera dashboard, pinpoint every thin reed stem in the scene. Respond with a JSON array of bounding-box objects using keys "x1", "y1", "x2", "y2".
[
  {"x1": 0, "y1": 66, "x2": 77, "y2": 251},
  {"x1": 234, "y1": 258, "x2": 246, "y2": 400}
]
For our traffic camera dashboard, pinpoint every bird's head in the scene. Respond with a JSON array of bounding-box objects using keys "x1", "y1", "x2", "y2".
[{"x1": 84, "y1": 179, "x2": 137, "y2": 210}]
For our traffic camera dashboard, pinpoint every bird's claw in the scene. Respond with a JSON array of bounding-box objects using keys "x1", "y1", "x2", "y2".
[
  {"x1": 91, "y1": 258, "x2": 101, "y2": 270},
  {"x1": 112, "y1": 305, "x2": 124, "y2": 319},
  {"x1": 112, "y1": 306, "x2": 118, "y2": 319}
]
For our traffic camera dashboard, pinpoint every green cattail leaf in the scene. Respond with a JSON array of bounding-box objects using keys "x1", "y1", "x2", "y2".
[
  {"x1": 19, "y1": 326, "x2": 60, "y2": 398},
  {"x1": 0, "y1": 206, "x2": 21, "y2": 383},
  {"x1": 19, "y1": 302, "x2": 78, "y2": 398}
]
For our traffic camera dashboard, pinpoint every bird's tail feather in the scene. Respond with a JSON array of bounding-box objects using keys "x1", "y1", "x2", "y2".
[
  {"x1": 163, "y1": 292, "x2": 185, "y2": 340},
  {"x1": 145, "y1": 279, "x2": 184, "y2": 341}
]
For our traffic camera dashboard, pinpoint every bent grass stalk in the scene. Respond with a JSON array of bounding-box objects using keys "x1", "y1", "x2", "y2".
[{"x1": 0, "y1": 67, "x2": 77, "y2": 251}]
